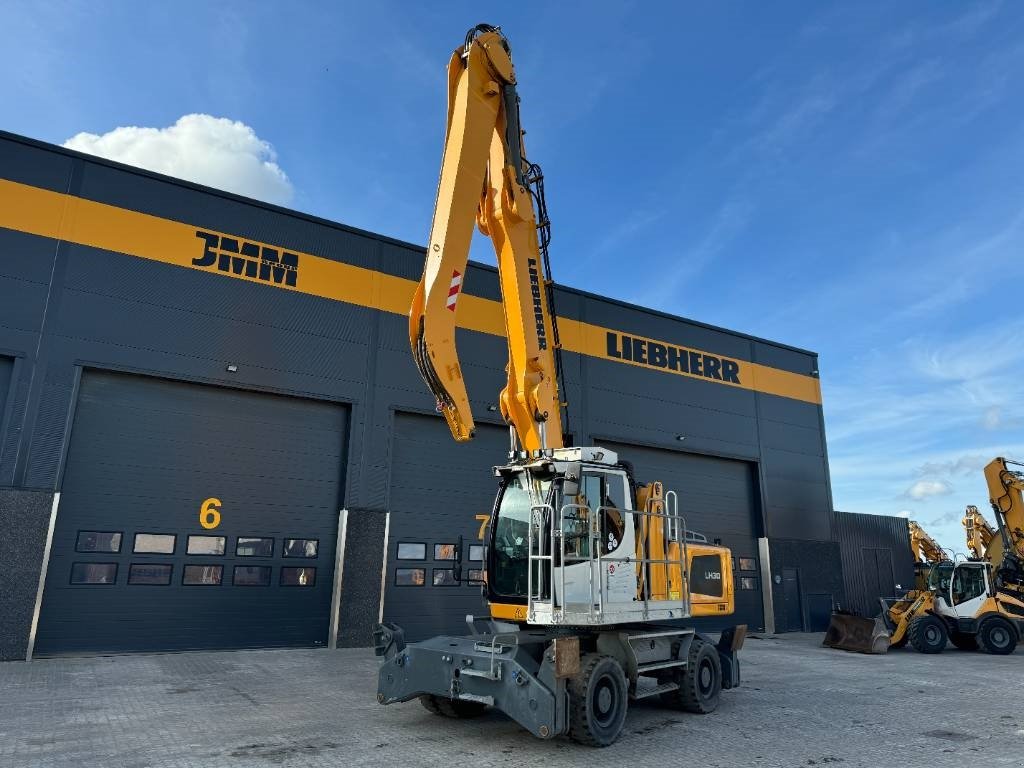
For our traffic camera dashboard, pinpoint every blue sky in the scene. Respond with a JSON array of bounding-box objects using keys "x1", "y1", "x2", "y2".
[{"x1": 3, "y1": 1, "x2": 1023, "y2": 552}]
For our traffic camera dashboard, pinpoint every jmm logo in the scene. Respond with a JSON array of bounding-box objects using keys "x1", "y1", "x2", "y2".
[
  {"x1": 194, "y1": 231, "x2": 299, "y2": 288},
  {"x1": 527, "y1": 258, "x2": 547, "y2": 350},
  {"x1": 606, "y1": 332, "x2": 741, "y2": 384}
]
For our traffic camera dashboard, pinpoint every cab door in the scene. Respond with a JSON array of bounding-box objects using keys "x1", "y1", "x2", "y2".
[{"x1": 949, "y1": 563, "x2": 989, "y2": 620}]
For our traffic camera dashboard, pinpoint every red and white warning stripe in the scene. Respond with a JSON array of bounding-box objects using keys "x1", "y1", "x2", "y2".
[{"x1": 446, "y1": 270, "x2": 462, "y2": 311}]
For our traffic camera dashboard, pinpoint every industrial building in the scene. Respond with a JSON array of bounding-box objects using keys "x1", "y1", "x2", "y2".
[{"x1": 1, "y1": 129, "x2": 860, "y2": 660}]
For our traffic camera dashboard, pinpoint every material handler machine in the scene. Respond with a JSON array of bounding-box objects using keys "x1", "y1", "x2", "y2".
[
  {"x1": 374, "y1": 24, "x2": 745, "y2": 746},
  {"x1": 826, "y1": 458, "x2": 1024, "y2": 654}
]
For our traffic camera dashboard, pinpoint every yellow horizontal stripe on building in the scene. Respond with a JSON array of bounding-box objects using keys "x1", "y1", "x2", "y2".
[{"x1": 0, "y1": 178, "x2": 821, "y2": 405}]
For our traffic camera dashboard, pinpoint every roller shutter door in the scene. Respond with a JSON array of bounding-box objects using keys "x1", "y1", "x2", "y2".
[
  {"x1": 383, "y1": 412, "x2": 507, "y2": 641},
  {"x1": 599, "y1": 441, "x2": 765, "y2": 632},
  {"x1": 34, "y1": 370, "x2": 348, "y2": 656}
]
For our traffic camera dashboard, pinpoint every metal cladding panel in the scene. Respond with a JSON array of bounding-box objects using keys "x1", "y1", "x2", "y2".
[
  {"x1": 752, "y1": 341, "x2": 818, "y2": 377},
  {"x1": 383, "y1": 412, "x2": 504, "y2": 641},
  {"x1": 34, "y1": 370, "x2": 349, "y2": 655},
  {"x1": 0, "y1": 228, "x2": 60, "y2": 287},
  {"x1": 832, "y1": 511, "x2": 915, "y2": 617},
  {"x1": 0, "y1": 136, "x2": 73, "y2": 192},
  {"x1": 596, "y1": 439, "x2": 765, "y2": 632}
]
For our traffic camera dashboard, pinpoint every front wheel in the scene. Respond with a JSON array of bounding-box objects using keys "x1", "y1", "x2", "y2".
[
  {"x1": 568, "y1": 654, "x2": 629, "y2": 747},
  {"x1": 908, "y1": 614, "x2": 947, "y2": 654},
  {"x1": 979, "y1": 617, "x2": 1017, "y2": 655}
]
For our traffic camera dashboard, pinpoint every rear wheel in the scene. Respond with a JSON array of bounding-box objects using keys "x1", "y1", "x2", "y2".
[
  {"x1": 568, "y1": 654, "x2": 629, "y2": 747},
  {"x1": 418, "y1": 694, "x2": 487, "y2": 718},
  {"x1": 979, "y1": 617, "x2": 1017, "y2": 655},
  {"x1": 660, "y1": 637, "x2": 722, "y2": 714},
  {"x1": 949, "y1": 631, "x2": 978, "y2": 651},
  {"x1": 908, "y1": 614, "x2": 947, "y2": 654}
]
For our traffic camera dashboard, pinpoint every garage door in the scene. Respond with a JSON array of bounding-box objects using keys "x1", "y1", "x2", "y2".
[
  {"x1": 383, "y1": 412, "x2": 508, "y2": 641},
  {"x1": 600, "y1": 441, "x2": 765, "y2": 632},
  {"x1": 34, "y1": 371, "x2": 348, "y2": 656}
]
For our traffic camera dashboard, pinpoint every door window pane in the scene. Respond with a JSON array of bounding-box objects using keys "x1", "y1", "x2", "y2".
[
  {"x1": 236, "y1": 537, "x2": 274, "y2": 557},
  {"x1": 468, "y1": 569, "x2": 484, "y2": 583},
  {"x1": 739, "y1": 557, "x2": 757, "y2": 572},
  {"x1": 395, "y1": 568, "x2": 425, "y2": 586},
  {"x1": 76, "y1": 531, "x2": 122, "y2": 553},
  {"x1": 952, "y1": 566, "x2": 987, "y2": 604},
  {"x1": 233, "y1": 566, "x2": 271, "y2": 586},
  {"x1": 128, "y1": 564, "x2": 172, "y2": 585},
  {"x1": 133, "y1": 533, "x2": 176, "y2": 554},
  {"x1": 469, "y1": 545, "x2": 484, "y2": 561},
  {"x1": 187, "y1": 535, "x2": 225, "y2": 555},
  {"x1": 739, "y1": 576, "x2": 758, "y2": 590},
  {"x1": 433, "y1": 568, "x2": 459, "y2": 586},
  {"x1": 183, "y1": 565, "x2": 223, "y2": 586},
  {"x1": 280, "y1": 567, "x2": 316, "y2": 587},
  {"x1": 434, "y1": 543, "x2": 456, "y2": 560},
  {"x1": 70, "y1": 562, "x2": 117, "y2": 584},
  {"x1": 283, "y1": 538, "x2": 319, "y2": 558},
  {"x1": 397, "y1": 542, "x2": 426, "y2": 560}
]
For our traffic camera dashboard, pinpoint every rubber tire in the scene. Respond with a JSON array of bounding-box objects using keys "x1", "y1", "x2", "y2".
[
  {"x1": 949, "y1": 631, "x2": 979, "y2": 651},
  {"x1": 908, "y1": 614, "x2": 948, "y2": 654},
  {"x1": 567, "y1": 654, "x2": 629, "y2": 747},
  {"x1": 418, "y1": 694, "x2": 487, "y2": 718},
  {"x1": 978, "y1": 617, "x2": 1017, "y2": 655},
  {"x1": 660, "y1": 638, "x2": 722, "y2": 714}
]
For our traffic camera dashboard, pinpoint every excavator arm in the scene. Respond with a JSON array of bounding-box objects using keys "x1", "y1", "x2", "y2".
[
  {"x1": 908, "y1": 520, "x2": 945, "y2": 564},
  {"x1": 962, "y1": 505, "x2": 996, "y2": 560},
  {"x1": 409, "y1": 24, "x2": 564, "y2": 452},
  {"x1": 983, "y1": 457, "x2": 1024, "y2": 572}
]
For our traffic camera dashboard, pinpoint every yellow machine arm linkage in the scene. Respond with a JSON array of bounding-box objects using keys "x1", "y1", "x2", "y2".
[
  {"x1": 962, "y1": 505, "x2": 996, "y2": 560},
  {"x1": 908, "y1": 519, "x2": 945, "y2": 564},
  {"x1": 983, "y1": 457, "x2": 1024, "y2": 568},
  {"x1": 409, "y1": 24, "x2": 563, "y2": 453}
]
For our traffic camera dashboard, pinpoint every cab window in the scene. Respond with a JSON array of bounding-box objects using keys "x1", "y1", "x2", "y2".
[
  {"x1": 564, "y1": 472, "x2": 627, "y2": 555},
  {"x1": 951, "y1": 566, "x2": 987, "y2": 605}
]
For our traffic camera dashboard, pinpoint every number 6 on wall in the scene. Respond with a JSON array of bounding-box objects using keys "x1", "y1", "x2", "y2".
[{"x1": 200, "y1": 498, "x2": 222, "y2": 529}]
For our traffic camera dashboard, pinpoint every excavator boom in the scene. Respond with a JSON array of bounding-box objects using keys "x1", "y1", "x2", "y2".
[
  {"x1": 962, "y1": 505, "x2": 996, "y2": 560},
  {"x1": 984, "y1": 457, "x2": 1024, "y2": 570},
  {"x1": 908, "y1": 519, "x2": 946, "y2": 564},
  {"x1": 409, "y1": 25, "x2": 563, "y2": 452}
]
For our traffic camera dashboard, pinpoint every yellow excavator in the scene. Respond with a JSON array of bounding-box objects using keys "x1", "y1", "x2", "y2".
[
  {"x1": 375, "y1": 24, "x2": 745, "y2": 747},
  {"x1": 827, "y1": 458, "x2": 1024, "y2": 654},
  {"x1": 962, "y1": 504, "x2": 996, "y2": 560}
]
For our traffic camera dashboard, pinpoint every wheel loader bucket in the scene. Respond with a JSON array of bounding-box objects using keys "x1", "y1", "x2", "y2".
[{"x1": 823, "y1": 611, "x2": 890, "y2": 654}]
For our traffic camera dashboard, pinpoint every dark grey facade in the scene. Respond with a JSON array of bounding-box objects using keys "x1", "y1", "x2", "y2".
[
  {"x1": 833, "y1": 511, "x2": 915, "y2": 618},
  {"x1": 0, "y1": 130, "x2": 838, "y2": 659}
]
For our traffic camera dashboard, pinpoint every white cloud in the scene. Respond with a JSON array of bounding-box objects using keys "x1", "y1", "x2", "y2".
[
  {"x1": 63, "y1": 114, "x2": 293, "y2": 205},
  {"x1": 917, "y1": 454, "x2": 989, "y2": 477},
  {"x1": 905, "y1": 479, "x2": 953, "y2": 500},
  {"x1": 896, "y1": 510, "x2": 912, "y2": 519}
]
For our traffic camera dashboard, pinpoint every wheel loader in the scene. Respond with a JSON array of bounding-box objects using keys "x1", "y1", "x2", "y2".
[{"x1": 825, "y1": 459, "x2": 1024, "y2": 655}]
